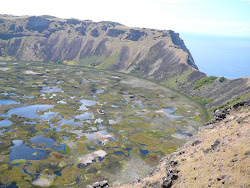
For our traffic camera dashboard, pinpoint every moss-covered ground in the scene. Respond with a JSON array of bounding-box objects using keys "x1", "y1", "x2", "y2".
[{"x1": 0, "y1": 61, "x2": 207, "y2": 187}]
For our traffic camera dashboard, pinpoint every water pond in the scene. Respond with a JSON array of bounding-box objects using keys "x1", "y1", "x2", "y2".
[{"x1": 0, "y1": 62, "x2": 207, "y2": 187}]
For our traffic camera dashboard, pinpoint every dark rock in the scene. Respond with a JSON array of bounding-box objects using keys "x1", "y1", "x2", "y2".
[
  {"x1": 210, "y1": 118, "x2": 216, "y2": 124},
  {"x1": 215, "y1": 109, "x2": 226, "y2": 119},
  {"x1": 76, "y1": 26, "x2": 86, "y2": 36},
  {"x1": 177, "y1": 151, "x2": 185, "y2": 156},
  {"x1": 231, "y1": 158, "x2": 238, "y2": 162},
  {"x1": 125, "y1": 29, "x2": 145, "y2": 41},
  {"x1": 162, "y1": 178, "x2": 172, "y2": 188},
  {"x1": 66, "y1": 18, "x2": 81, "y2": 25},
  {"x1": 89, "y1": 180, "x2": 109, "y2": 188},
  {"x1": 211, "y1": 139, "x2": 220, "y2": 150},
  {"x1": 203, "y1": 148, "x2": 211, "y2": 154},
  {"x1": 101, "y1": 25, "x2": 108, "y2": 31},
  {"x1": 9, "y1": 24, "x2": 15, "y2": 31},
  {"x1": 170, "y1": 160, "x2": 179, "y2": 166},
  {"x1": 149, "y1": 181, "x2": 161, "y2": 188},
  {"x1": 191, "y1": 140, "x2": 202, "y2": 146},
  {"x1": 26, "y1": 16, "x2": 50, "y2": 33},
  {"x1": 217, "y1": 177, "x2": 222, "y2": 181},
  {"x1": 91, "y1": 29, "x2": 100, "y2": 37},
  {"x1": 107, "y1": 29, "x2": 125, "y2": 37},
  {"x1": 217, "y1": 175, "x2": 226, "y2": 182},
  {"x1": 244, "y1": 151, "x2": 250, "y2": 155},
  {"x1": 236, "y1": 117, "x2": 244, "y2": 124},
  {"x1": 170, "y1": 173, "x2": 178, "y2": 180}
]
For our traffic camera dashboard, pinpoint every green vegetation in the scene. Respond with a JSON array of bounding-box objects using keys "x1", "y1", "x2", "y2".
[
  {"x1": 164, "y1": 70, "x2": 193, "y2": 88},
  {"x1": 40, "y1": 15, "x2": 57, "y2": 19},
  {"x1": 219, "y1": 77, "x2": 226, "y2": 82},
  {"x1": 99, "y1": 21, "x2": 123, "y2": 26},
  {"x1": 130, "y1": 66, "x2": 141, "y2": 74},
  {"x1": 96, "y1": 54, "x2": 120, "y2": 69},
  {"x1": 194, "y1": 96, "x2": 214, "y2": 106},
  {"x1": 213, "y1": 94, "x2": 250, "y2": 111},
  {"x1": 57, "y1": 60, "x2": 62, "y2": 64},
  {"x1": 0, "y1": 61, "x2": 207, "y2": 187},
  {"x1": 193, "y1": 76, "x2": 217, "y2": 90}
]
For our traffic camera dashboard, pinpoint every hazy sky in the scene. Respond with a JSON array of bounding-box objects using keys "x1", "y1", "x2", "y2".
[{"x1": 1, "y1": 0, "x2": 250, "y2": 37}]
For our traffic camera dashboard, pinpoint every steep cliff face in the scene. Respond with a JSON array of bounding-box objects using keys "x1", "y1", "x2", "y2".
[
  {"x1": 0, "y1": 15, "x2": 203, "y2": 83},
  {"x1": 0, "y1": 15, "x2": 249, "y2": 109}
]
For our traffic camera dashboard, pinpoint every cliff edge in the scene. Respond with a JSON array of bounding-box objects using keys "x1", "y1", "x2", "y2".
[{"x1": 0, "y1": 15, "x2": 249, "y2": 109}]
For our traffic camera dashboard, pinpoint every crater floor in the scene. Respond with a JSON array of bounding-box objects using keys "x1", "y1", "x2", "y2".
[{"x1": 0, "y1": 61, "x2": 208, "y2": 187}]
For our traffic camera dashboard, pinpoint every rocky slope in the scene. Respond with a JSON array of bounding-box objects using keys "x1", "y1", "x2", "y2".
[
  {"x1": 0, "y1": 15, "x2": 249, "y2": 109},
  {"x1": 120, "y1": 100, "x2": 250, "y2": 188}
]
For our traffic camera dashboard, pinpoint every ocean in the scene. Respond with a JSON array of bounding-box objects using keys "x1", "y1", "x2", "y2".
[{"x1": 180, "y1": 33, "x2": 250, "y2": 79}]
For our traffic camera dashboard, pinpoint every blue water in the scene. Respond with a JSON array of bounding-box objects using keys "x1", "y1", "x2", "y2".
[
  {"x1": 181, "y1": 33, "x2": 250, "y2": 79},
  {"x1": 59, "y1": 118, "x2": 82, "y2": 126},
  {"x1": 62, "y1": 136, "x2": 69, "y2": 140},
  {"x1": 91, "y1": 89, "x2": 104, "y2": 94},
  {"x1": 175, "y1": 131, "x2": 192, "y2": 136},
  {"x1": 0, "y1": 100, "x2": 20, "y2": 105},
  {"x1": 40, "y1": 86, "x2": 62, "y2": 93},
  {"x1": 0, "y1": 119, "x2": 12, "y2": 127},
  {"x1": 161, "y1": 108, "x2": 184, "y2": 118},
  {"x1": 54, "y1": 171, "x2": 62, "y2": 176},
  {"x1": 140, "y1": 149, "x2": 149, "y2": 155},
  {"x1": 9, "y1": 140, "x2": 49, "y2": 162},
  {"x1": 30, "y1": 134, "x2": 66, "y2": 152},
  {"x1": 0, "y1": 104, "x2": 57, "y2": 120},
  {"x1": 75, "y1": 112, "x2": 94, "y2": 120},
  {"x1": 79, "y1": 99, "x2": 97, "y2": 111}
]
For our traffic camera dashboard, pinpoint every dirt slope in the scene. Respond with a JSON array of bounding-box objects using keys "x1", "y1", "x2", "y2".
[{"x1": 120, "y1": 101, "x2": 250, "y2": 188}]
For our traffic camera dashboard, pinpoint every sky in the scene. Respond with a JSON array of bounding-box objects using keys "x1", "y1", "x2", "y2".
[{"x1": 1, "y1": 0, "x2": 250, "y2": 37}]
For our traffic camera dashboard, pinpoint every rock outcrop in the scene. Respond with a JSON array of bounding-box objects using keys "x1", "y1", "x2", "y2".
[
  {"x1": 120, "y1": 100, "x2": 250, "y2": 187},
  {"x1": 87, "y1": 180, "x2": 109, "y2": 188}
]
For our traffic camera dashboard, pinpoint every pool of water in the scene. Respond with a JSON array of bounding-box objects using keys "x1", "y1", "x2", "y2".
[
  {"x1": 62, "y1": 136, "x2": 69, "y2": 140},
  {"x1": 9, "y1": 140, "x2": 49, "y2": 162},
  {"x1": 79, "y1": 99, "x2": 97, "y2": 111},
  {"x1": 175, "y1": 131, "x2": 192, "y2": 136},
  {"x1": 92, "y1": 89, "x2": 104, "y2": 94},
  {"x1": 0, "y1": 128, "x2": 8, "y2": 135},
  {"x1": 111, "y1": 105, "x2": 123, "y2": 108},
  {"x1": 75, "y1": 112, "x2": 94, "y2": 121},
  {"x1": 0, "y1": 119, "x2": 13, "y2": 127},
  {"x1": 40, "y1": 86, "x2": 63, "y2": 93},
  {"x1": 0, "y1": 100, "x2": 20, "y2": 105},
  {"x1": 0, "y1": 104, "x2": 57, "y2": 120},
  {"x1": 161, "y1": 108, "x2": 184, "y2": 118},
  {"x1": 30, "y1": 134, "x2": 66, "y2": 152},
  {"x1": 59, "y1": 118, "x2": 82, "y2": 126},
  {"x1": 0, "y1": 61, "x2": 207, "y2": 187},
  {"x1": 140, "y1": 149, "x2": 149, "y2": 155}
]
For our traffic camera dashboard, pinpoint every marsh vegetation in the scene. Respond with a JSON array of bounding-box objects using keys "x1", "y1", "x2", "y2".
[{"x1": 0, "y1": 62, "x2": 208, "y2": 187}]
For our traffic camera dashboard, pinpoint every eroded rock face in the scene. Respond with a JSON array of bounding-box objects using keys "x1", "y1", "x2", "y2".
[
  {"x1": 87, "y1": 180, "x2": 109, "y2": 188},
  {"x1": 26, "y1": 16, "x2": 50, "y2": 33},
  {"x1": 0, "y1": 15, "x2": 249, "y2": 109},
  {"x1": 125, "y1": 29, "x2": 145, "y2": 41}
]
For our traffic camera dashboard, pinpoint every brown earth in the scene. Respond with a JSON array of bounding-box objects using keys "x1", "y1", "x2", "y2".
[{"x1": 119, "y1": 101, "x2": 250, "y2": 188}]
